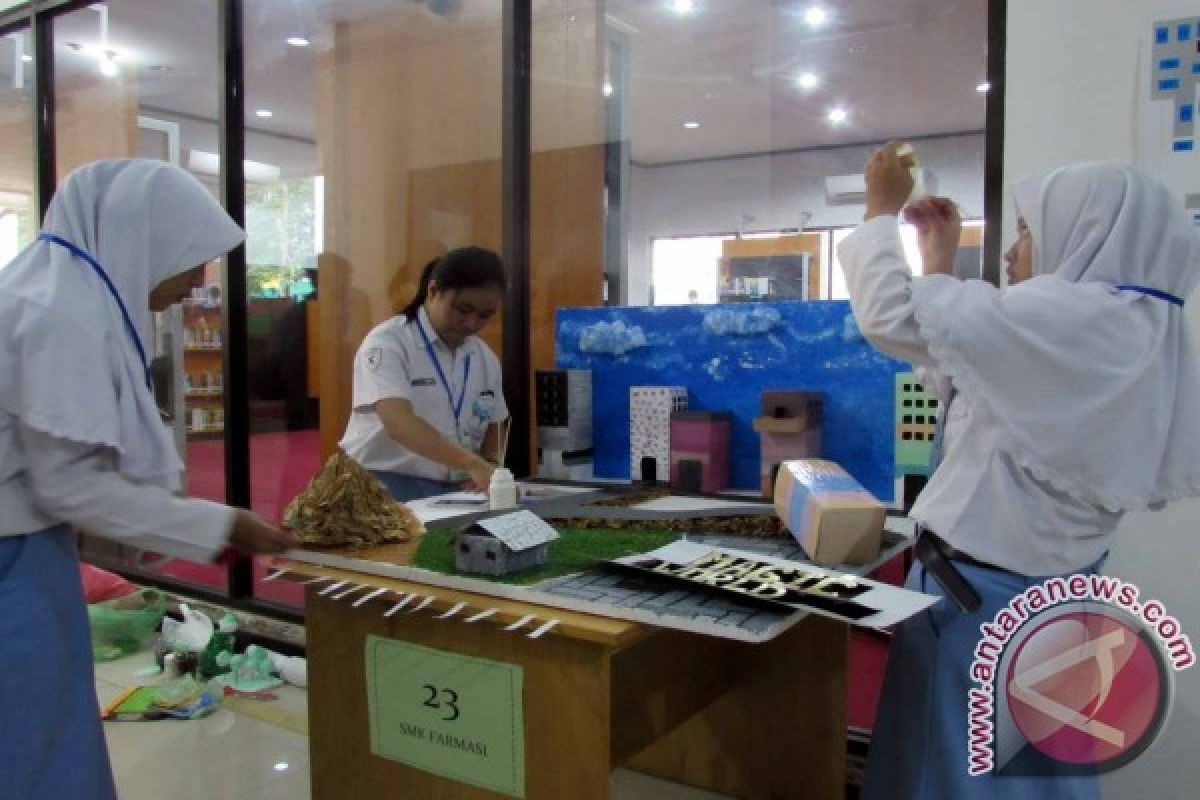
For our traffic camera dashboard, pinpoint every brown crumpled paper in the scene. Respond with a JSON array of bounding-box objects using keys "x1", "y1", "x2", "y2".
[{"x1": 285, "y1": 451, "x2": 424, "y2": 549}]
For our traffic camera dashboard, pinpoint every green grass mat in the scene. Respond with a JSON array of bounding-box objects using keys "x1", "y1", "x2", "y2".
[{"x1": 412, "y1": 526, "x2": 680, "y2": 586}]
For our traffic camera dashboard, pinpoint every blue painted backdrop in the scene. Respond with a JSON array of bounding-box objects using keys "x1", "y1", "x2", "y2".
[{"x1": 555, "y1": 302, "x2": 908, "y2": 502}]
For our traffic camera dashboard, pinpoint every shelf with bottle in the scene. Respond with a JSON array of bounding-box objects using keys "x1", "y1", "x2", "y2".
[
  {"x1": 186, "y1": 406, "x2": 225, "y2": 438},
  {"x1": 184, "y1": 372, "x2": 223, "y2": 398},
  {"x1": 183, "y1": 287, "x2": 224, "y2": 352},
  {"x1": 183, "y1": 323, "x2": 223, "y2": 351}
]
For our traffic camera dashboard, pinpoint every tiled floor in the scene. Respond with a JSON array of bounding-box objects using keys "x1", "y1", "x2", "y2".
[
  {"x1": 96, "y1": 654, "x2": 310, "y2": 800},
  {"x1": 97, "y1": 652, "x2": 729, "y2": 800}
]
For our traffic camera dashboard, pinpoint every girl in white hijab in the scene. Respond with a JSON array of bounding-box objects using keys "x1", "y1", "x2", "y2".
[
  {"x1": 0, "y1": 159, "x2": 297, "y2": 799},
  {"x1": 838, "y1": 146, "x2": 1200, "y2": 800}
]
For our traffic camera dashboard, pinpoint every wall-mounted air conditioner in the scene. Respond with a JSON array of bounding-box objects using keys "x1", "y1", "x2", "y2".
[
  {"x1": 824, "y1": 169, "x2": 937, "y2": 205},
  {"x1": 824, "y1": 174, "x2": 867, "y2": 204}
]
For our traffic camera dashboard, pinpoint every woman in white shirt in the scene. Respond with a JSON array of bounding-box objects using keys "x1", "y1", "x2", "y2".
[
  {"x1": 340, "y1": 247, "x2": 509, "y2": 501},
  {"x1": 839, "y1": 145, "x2": 1200, "y2": 800},
  {"x1": 0, "y1": 159, "x2": 298, "y2": 799}
]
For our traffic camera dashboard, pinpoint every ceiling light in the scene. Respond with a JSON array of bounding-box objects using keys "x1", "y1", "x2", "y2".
[
  {"x1": 255, "y1": 109, "x2": 274, "y2": 118},
  {"x1": 671, "y1": 0, "x2": 696, "y2": 14},
  {"x1": 602, "y1": 81, "x2": 614, "y2": 97},
  {"x1": 99, "y1": 53, "x2": 118, "y2": 77},
  {"x1": 286, "y1": 36, "x2": 310, "y2": 48},
  {"x1": 827, "y1": 108, "x2": 848, "y2": 124},
  {"x1": 976, "y1": 81, "x2": 991, "y2": 93},
  {"x1": 273, "y1": 762, "x2": 289, "y2": 772},
  {"x1": 805, "y1": 6, "x2": 828, "y2": 28},
  {"x1": 683, "y1": 121, "x2": 700, "y2": 129},
  {"x1": 796, "y1": 72, "x2": 819, "y2": 90},
  {"x1": 21, "y1": 54, "x2": 32, "y2": 63}
]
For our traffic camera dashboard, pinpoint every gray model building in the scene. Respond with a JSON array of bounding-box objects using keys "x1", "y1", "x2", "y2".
[
  {"x1": 536, "y1": 369, "x2": 594, "y2": 480},
  {"x1": 455, "y1": 511, "x2": 561, "y2": 576}
]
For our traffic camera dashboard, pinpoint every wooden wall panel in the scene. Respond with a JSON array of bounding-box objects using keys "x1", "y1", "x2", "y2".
[
  {"x1": 316, "y1": 6, "x2": 606, "y2": 465},
  {"x1": 55, "y1": 75, "x2": 138, "y2": 179}
]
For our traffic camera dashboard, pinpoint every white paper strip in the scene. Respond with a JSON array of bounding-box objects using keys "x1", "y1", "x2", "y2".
[
  {"x1": 383, "y1": 594, "x2": 416, "y2": 617},
  {"x1": 527, "y1": 619, "x2": 560, "y2": 639},
  {"x1": 333, "y1": 584, "x2": 362, "y2": 601},
  {"x1": 504, "y1": 613, "x2": 536, "y2": 632},
  {"x1": 410, "y1": 595, "x2": 435, "y2": 613},
  {"x1": 464, "y1": 608, "x2": 498, "y2": 624},
  {"x1": 318, "y1": 580, "x2": 348, "y2": 596},
  {"x1": 353, "y1": 587, "x2": 389, "y2": 608},
  {"x1": 262, "y1": 569, "x2": 287, "y2": 582},
  {"x1": 303, "y1": 576, "x2": 330, "y2": 585},
  {"x1": 437, "y1": 602, "x2": 467, "y2": 619}
]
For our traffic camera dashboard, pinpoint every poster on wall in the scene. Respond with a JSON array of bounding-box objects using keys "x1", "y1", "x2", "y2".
[{"x1": 1136, "y1": 1, "x2": 1200, "y2": 222}]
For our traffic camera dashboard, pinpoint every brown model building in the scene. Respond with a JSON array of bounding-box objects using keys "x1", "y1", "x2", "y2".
[{"x1": 753, "y1": 390, "x2": 823, "y2": 497}]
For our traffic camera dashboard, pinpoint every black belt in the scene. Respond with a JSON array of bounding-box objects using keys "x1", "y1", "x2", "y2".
[
  {"x1": 933, "y1": 537, "x2": 1018, "y2": 576},
  {"x1": 913, "y1": 528, "x2": 984, "y2": 613}
]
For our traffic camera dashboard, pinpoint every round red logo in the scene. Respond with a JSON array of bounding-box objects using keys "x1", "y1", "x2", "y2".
[{"x1": 1005, "y1": 608, "x2": 1170, "y2": 770}]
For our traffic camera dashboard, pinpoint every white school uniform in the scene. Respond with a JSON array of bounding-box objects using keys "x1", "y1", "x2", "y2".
[
  {"x1": 838, "y1": 162, "x2": 1200, "y2": 576},
  {"x1": 340, "y1": 307, "x2": 508, "y2": 481},
  {"x1": 838, "y1": 216, "x2": 1121, "y2": 576}
]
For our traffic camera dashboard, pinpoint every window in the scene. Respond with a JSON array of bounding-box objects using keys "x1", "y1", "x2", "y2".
[{"x1": 0, "y1": 27, "x2": 34, "y2": 269}]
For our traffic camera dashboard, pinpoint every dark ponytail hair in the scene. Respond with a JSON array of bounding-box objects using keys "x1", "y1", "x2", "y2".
[{"x1": 400, "y1": 246, "x2": 507, "y2": 319}]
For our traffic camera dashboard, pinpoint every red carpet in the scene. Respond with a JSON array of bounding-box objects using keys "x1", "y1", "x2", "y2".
[{"x1": 153, "y1": 430, "x2": 322, "y2": 605}]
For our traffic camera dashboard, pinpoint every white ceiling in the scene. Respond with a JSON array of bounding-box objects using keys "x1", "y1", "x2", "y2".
[{"x1": 36, "y1": 0, "x2": 987, "y2": 167}]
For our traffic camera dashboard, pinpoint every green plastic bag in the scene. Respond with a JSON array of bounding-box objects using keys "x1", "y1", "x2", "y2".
[{"x1": 88, "y1": 588, "x2": 168, "y2": 662}]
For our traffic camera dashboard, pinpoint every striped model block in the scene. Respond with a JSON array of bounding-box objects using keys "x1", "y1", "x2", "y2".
[{"x1": 773, "y1": 459, "x2": 884, "y2": 566}]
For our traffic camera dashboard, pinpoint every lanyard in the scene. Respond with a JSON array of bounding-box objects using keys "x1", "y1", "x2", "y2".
[
  {"x1": 415, "y1": 315, "x2": 471, "y2": 431},
  {"x1": 39, "y1": 233, "x2": 153, "y2": 391},
  {"x1": 1116, "y1": 285, "x2": 1185, "y2": 306}
]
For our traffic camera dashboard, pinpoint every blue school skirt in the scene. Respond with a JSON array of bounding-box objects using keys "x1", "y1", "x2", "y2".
[
  {"x1": 863, "y1": 559, "x2": 1103, "y2": 800},
  {"x1": 370, "y1": 471, "x2": 460, "y2": 503},
  {"x1": 0, "y1": 526, "x2": 117, "y2": 799}
]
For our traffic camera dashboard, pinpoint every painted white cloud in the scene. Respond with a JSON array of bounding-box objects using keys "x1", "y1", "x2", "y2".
[
  {"x1": 702, "y1": 307, "x2": 782, "y2": 336},
  {"x1": 578, "y1": 320, "x2": 648, "y2": 355}
]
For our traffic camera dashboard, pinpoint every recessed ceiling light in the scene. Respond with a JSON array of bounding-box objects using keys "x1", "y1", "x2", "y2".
[
  {"x1": 976, "y1": 81, "x2": 991, "y2": 93},
  {"x1": 255, "y1": 109, "x2": 274, "y2": 118},
  {"x1": 21, "y1": 54, "x2": 32, "y2": 63},
  {"x1": 99, "y1": 55, "x2": 118, "y2": 78},
  {"x1": 286, "y1": 36, "x2": 310, "y2": 47},
  {"x1": 602, "y1": 81, "x2": 614, "y2": 97},
  {"x1": 797, "y1": 71, "x2": 819, "y2": 90},
  {"x1": 671, "y1": 0, "x2": 696, "y2": 14},
  {"x1": 805, "y1": 6, "x2": 828, "y2": 28},
  {"x1": 273, "y1": 762, "x2": 289, "y2": 772},
  {"x1": 683, "y1": 121, "x2": 701, "y2": 129},
  {"x1": 827, "y1": 108, "x2": 848, "y2": 124}
]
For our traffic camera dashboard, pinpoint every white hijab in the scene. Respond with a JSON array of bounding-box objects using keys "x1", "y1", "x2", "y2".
[
  {"x1": 0, "y1": 159, "x2": 243, "y2": 488},
  {"x1": 911, "y1": 162, "x2": 1200, "y2": 512}
]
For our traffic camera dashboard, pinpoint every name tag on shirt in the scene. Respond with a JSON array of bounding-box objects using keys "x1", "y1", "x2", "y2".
[{"x1": 411, "y1": 378, "x2": 437, "y2": 387}]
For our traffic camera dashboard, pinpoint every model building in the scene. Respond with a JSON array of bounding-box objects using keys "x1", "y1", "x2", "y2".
[
  {"x1": 455, "y1": 511, "x2": 560, "y2": 576},
  {"x1": 669, "y1": 411, "x2": 732, "y2": 493},
  {"x1": 630, "y1": 386, "x2": 687, "y2": 483},
  {"x1": 753, "y1": 390, "x2": 823, "y2": 497},
  {"x1": 774, "y1": 459, "x2": 884, "y2": 566},
  {"x1": 536, "y1": 369, "x2": 593, "y2": 480}
]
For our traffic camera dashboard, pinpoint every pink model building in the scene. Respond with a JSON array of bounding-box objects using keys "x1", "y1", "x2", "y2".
[
  {"x1": 669, "y1": 411, "x2": 732, "y2": 493},
  {"x1": 753, "y1": 391, "x2": 823, "y2": 497}
]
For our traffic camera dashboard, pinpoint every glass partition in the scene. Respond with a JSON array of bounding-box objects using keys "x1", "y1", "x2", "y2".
[{"x1": 58, "y1": 0, "x2": 231, "y2": 592}]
